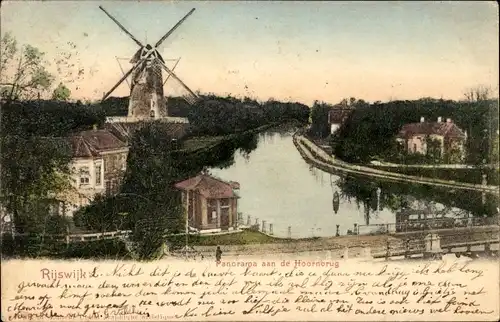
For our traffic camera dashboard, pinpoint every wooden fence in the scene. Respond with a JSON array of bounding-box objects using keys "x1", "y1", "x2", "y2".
[{"x1": 1, "y1": 230, "x2": 132, "y2": 244}]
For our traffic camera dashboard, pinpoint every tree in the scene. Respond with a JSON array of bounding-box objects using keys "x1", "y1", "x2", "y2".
[
  {"x1": 309, "y1": 101, "x2": 331, "y2": 138},
  {"x1": 0, "y1": 32, "x2": 54, "y2": 101},
  {"x1": 0, "y1": 32, "x2": 84, "y2": 102},
  {"x1": 0, "y1": 136, "x2": 73, "y2": 234},
  {"x1": 464, "y1": 85, "x2": 492, "y2": 102},
  {"x1": 425, "y1": 136, "x2": 442, "y2": 163},
  {"x1": 52, "y1": 82, "x2": 71, "y2": 101}
]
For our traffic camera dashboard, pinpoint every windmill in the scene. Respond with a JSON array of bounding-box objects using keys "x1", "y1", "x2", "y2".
[{"x1": 99, "y1": 6, "x2": 199, "y2": 120}]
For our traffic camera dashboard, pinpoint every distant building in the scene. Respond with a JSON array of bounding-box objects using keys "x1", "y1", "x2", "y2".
[
  {"x1": 396, "y1": 117, "x2": 467, "y2": 162},
  {"x1": 174, "y1": 174, "x2": 240, "y2": 233},
  {"x1": 328, "y1": 108, "x2": 353, "y2": 134},
  {"x1": 57, "y1": 127, "x2": 129, "y2": 216}
]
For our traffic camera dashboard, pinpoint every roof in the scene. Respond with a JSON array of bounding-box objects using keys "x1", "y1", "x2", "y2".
[
  {"x1": 104, "y1": 121, "x2": 189, "y2": 143},
  {"x1": 329, "y1": 108, "x2": 353, "y2": 124},
  {"x1": 70, "y1": 129, "x2": 127, "y2": 158},
  {"x1": 397, "y1": 121, "x2": 466, "y2": 139},
  {"x1": 174, "y1": 174, "x2": 239, "y2": 199}
]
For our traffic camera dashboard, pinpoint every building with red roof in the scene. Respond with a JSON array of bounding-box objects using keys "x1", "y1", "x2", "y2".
[
  {"x1": 396, "y1": 117, "x2": 467, "y2": 161},
  {"x1": 57, "y1": 127, "x2": 129, "y2": 216},
  {"x1": 174, "y1": 173, "x2": 240, "y2": 232}
]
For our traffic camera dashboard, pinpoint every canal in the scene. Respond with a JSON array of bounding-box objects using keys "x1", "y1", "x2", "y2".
[{"x1": 209, "y1": 126, "x2": 499, "y2": 238}]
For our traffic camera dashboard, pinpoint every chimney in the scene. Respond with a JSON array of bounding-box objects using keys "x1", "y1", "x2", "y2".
[
  {"x1": 437, "y1": 117, "x2": 442, "y2": 123},
  {"x1": 420, "y1": 117, "x2": 425, "y2": 123},
  {"x1": 446, "y1": 118, "x2": 452, "y2": 123}
]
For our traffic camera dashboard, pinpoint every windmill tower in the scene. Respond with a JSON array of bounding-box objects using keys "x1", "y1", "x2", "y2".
[{"x1": 99, "y1": 6, "x2": 198, "y2": 121}]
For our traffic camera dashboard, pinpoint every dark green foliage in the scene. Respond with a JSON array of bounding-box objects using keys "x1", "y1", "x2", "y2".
[
  {"x1": 332, "y1": 98, "x2": 499, "y2": 164},
  {"x1": 1, "y1": 100, "x2": 105, "y2": 136},
  {"x1": 73, "y1": 194, "x2": 133, "y2": 232},
  {"x1": 187, "y1": 96, "x2": 309, "y2": 136},
  {"x1": 1, "y1": 136, "x2": 73, "y2": 234},
  {"x1": 309, "y1": 101, "x2": 331, "y2": 138},
  {"x1": 98, "y1": 96, "x2": 128, "y2": 116}
]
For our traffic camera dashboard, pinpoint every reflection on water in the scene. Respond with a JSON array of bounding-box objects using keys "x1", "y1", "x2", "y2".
[{"x1": 209, "y1": 128, "x2": 498, "y2": 238}]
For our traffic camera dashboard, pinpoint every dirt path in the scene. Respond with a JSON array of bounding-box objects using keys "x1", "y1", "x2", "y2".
[{"x1": 181, "y1": 234, "x2": 398, "y2": 258}]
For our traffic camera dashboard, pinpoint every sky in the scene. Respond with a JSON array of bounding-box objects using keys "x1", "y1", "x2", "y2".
[{"x1": 1, "y1": 1, "x2": 498, "y2": 105}]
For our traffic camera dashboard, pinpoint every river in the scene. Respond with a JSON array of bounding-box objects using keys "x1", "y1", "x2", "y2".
[{"x1": 209, "y1": 126, "x2": 498, "y2": 238}]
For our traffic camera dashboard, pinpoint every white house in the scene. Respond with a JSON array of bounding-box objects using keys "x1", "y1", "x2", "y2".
[
  {"x1": 396, "y1": 117, "x2": 467, "y2": 162},
  {"x1": 56, "y1": 127, "x2": 129, "y2": 216}
]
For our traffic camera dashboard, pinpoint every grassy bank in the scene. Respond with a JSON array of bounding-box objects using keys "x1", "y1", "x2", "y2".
[{"x1": 165, "y1": 229, "x2": 313, "y2": 248}]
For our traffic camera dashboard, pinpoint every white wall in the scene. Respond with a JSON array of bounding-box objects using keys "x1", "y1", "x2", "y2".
[
  {"x1": 62, "y1": 157, "x2": 105, "y2": 217},
  {"x1": 406, "y1": 135, "x2": 444, "y2": 155},
  {"x1": 330, "y1": 123, "x2": 341, "y2": 134}
]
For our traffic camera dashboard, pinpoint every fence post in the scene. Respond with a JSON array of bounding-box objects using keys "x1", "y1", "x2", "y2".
[
  {"x1": 354, "y1": 223, "x2": 358, "y2": 235},
  {"x1": 404, "y1": 239, "x2": 410, "y2": 259},
  {"x1": 269, "y1": 224, "x2": 274, "y2": 235},
  {"x1": 424, "y1": 233, "x2": 442, "y2": 260},
  {"x1": 336, "y1": 225, "x2": 340, "y2": 237},
  {"x1": 65, "y1": 226, "x2": 70, "y2": 247},
  {"x1": 484, "y1": 243, "x2": 491, "y2": 256},
  {"x1": 247, "y1": 215, "x2": 251, "y2": 226},
  {"x1": 262, "y1": 221, "x2": 266, "y2": 233},
  {"x1": 287, "y1": 226, "x2": 292, "y2": 239},
  {"x1": 385, "y1": 239, "x2": 390, "y2": 260}
]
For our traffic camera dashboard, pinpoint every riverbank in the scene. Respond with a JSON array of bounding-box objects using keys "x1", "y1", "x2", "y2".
[{"x1": 294, "y1": 133, "x2": 499, "y2": 194}]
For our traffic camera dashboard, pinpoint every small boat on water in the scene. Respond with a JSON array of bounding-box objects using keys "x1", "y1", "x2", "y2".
[{"x1": 332, "y1": 191, "x2": 340, "y2": 214}]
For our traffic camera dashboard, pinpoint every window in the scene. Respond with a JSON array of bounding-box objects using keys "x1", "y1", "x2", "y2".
[
  {"x1": 150, "y1": 110, "x2": 155, "y2": 118},
  {"x1": 220, "y1": 198, "x2": 230, "y2": 208},
  {"x1": 79, "y1": 166, "x2": 90, "y2": 185},
  {"x1": 207, "y1": 200, "x2": 217, "y2": 225},
  {"x1": 413, "y1": 144, "x2": 417, "y2": 152},
  {"x1": 121, "y1": 154, "x2": 127, "y2": 170},
  {"x1": 95, "y1": 165, "x2": 102, "y2": 185}
]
